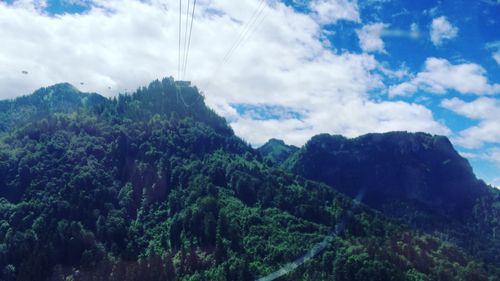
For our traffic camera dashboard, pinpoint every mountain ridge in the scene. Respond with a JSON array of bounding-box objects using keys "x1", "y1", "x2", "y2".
[
  {"x1": 279, "y1": 131, "x2": 491, "y2": 214},
  {"x1": 275, "y1": 132, "x2": 499, "y2": 265},
  {"x1": 257, "y1": 138, "x2": 299, "y2": 165},
  {"x1": 0, "y1": 79, "x2": 498, "y2": 280}
]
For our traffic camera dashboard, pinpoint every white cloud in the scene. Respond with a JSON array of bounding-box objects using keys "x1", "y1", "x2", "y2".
[
  {"x1": 356, "y1": 23, "x2": 387, "y2": 53},
  {"x1": 0, "y1": 0, "x2": 450, "y2": 147},
  {"x1": 441, "y1": 97, "x2": 500, "y2": 148},
  {"x1": 430, "y1": 16, "x2": 458, "y2": 46},
  {"x1": 309, "y1": 0, "x2": 360, "y2": 24},
  {"x1": 494, "y1": 51, "x2": 500, "y2": 64},
  {"x1": 483, "y1": 148, "x2": 500, "y2": 167},
  {"x1": 233, "y1": 99, "x2": 450, "y2": 146},
  {"x1": 389, "y1": 58, "x2": 500, "y2": 97},
  {"x1": 460, "y1": 147, "x2": 500, "y2": 188},
  {"x1": 355, "y1": 23, "x2": 421, "y2": 54},
  {"x1": 462, "y1": 148, "x2": 500, "y2": 172},
  {"x1": 12, "y1": 0, "x2": 47, "y2": 11},
  {"x1": 62, "y1": 0, "x2": 91, "y2": 5},
  {"x1": 485, "y1": 41, "x2": 500, "y2": 64},
  {"x1": 378, "y1": 23, "x2": 420, "y2": 39}
]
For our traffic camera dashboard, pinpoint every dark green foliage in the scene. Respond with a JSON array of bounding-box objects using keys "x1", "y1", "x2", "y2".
[
  {"x1": 284, "y1": 132, "x2": 500, "y2": 266},
  {"x1": 0, "y1": 79, "x2": 497, "y2": 280},
  {"x1": 257, "y1": 138, "x2": 298, "y2": 165}
]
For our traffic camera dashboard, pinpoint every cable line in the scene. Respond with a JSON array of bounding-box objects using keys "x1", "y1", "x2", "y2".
[
  {"x1": 181, "y1": 0, "x2": 191, "y2": 78},
  {"x1": 203, "y1": 0, "x2": 268, "y2": 94},
  {"x1": 221, "y1": 0, "x2": 267, "y2": 65},
  {"x1": 182, "y1": 0, "x2": 197, "y2": 79},
  {"x1": 178, "y1": 0, "x2": 182, "y2": 79},
  {"x1": 224, "y1": 4, "x2": 268, "y2": 64}
]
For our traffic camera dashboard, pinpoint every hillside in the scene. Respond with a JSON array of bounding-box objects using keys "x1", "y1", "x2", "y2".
[
  {"x1": 0, "y1": 83, "x2": 108, "y2": 134},
  {"x1": 283, "y1": 132, "x2": 500, "y2": 265},
  {"x1": 258, "y1": 138, "x2": 299, "y2": 165},
  {"x1": 0, "y1": 78, "x2": 498, "y2": 281}
]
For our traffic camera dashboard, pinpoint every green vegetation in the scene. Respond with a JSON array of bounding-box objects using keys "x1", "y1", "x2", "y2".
[
  {"x1": 0, "y1": 78, "x2": 498, "y2": 280},
  {"x1": 280, "y1": 132, "x2": 500, "y2": 267},
  {"x1": 258, "y1": 139, "x2": 298, "y2": 165}
]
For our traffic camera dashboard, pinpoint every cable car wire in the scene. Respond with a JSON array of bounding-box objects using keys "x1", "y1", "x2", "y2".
[
  {"x1": 202, "y1": 0, "x2": 268, "y2": 94},
  {"x1": 221, "y1": 0, "x2": 267, "y2": 65},
  {"x1": 224, "y1": 4, "x2": 268, "y2": 64},
  {"x1": 181, "y1": 0, "x2": 191, "y2": 78},
  {"x1": 178, "y1": 0, "x2": 182, "y2": 79},
  {"x1": 182, "y1": 0, "x2": 197, "y2": 79}
]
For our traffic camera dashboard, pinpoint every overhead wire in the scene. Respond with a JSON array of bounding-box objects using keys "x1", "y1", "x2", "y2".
[
  {"x1": 175, "y1": 0, "x2": 269, "y2": 104},
  {"x1": 222, "y1": 0, "x2": 266, "y2": 61},
  {"x1": 179, "y1": 87, "x2": 203, "y2": 108},
  {"x1": 174, "y1": 0, "x2": 200, "y2": 108},
  {"x1": 178, "y1": 0, "x2": 182, "y2": 79},
  {"x1": 226, "y1": 5, "x2": 269, "y2": 64},
  {"x1": 220, "y1": 0, "x2": 267, "y2": 65},
  {"x1": 181, "y1": 0, "x2": 191, "y2": 78},
  {"x1": 182, "y1": 0, "x2": 197, "y2": 80},
  {"x1": 203, "y1": 0, "x2": 269, "y2": 94}
]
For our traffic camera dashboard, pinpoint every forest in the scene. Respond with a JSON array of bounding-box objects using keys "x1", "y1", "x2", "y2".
[{"x1": 0, "y1": 78, "x2": 498, "y2": 280}]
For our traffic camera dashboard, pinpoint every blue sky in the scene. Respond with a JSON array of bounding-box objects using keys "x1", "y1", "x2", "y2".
[{"x1": 0, "y1": 0, "x2": 499, "y2": 187}]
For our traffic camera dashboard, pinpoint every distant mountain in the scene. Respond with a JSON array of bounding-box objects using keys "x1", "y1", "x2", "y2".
[
  {"x1": 286, "y1": 132, "x2": 488, "y2": 216},
  {"x1": 0, "y1": 79, "x2": 497, "y2": 281},
  {"x1": 258, "y1": 138, "x2": 299, "y2": 164},
  {"x1": 285, "y1": 132, "x2": 500, "y2": 264},
  {"x1": 0, "y1": 83, "x2": 107, "y2": 133}
]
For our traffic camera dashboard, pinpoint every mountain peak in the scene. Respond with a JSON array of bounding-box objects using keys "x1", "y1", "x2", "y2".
[
  {"x1": 47, "y1": 82, "x2": 79, "y2": 92},
  {"x1": 258, "y1": 138, "x2": 299, "y2": 164},
  {"x1": 290, "y1": 131, "x2": 488, "y2": 218},
  {"x1": 266, "y1": 138, "x2": 286, "y2": 145},
  {"x1": 32, "y1": 82, "x2": 81, "y2": 97}
]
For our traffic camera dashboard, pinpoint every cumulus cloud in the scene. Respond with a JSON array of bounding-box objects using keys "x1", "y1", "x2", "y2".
[
  {"x1": 309, "y1": 0, "x2": 360, "y2": 24},
  {"x1": 0, "y1": 0, "x2": 449, "y2": 146},
  {"x1": 232, "y1": 99, "x2": 450, "y2": 146},
  {"x1": 389, "y1": 58, "x2": 500, "y2": 97},
  {"x1": 356, "y1": 23, "x2": 387, "y2": 53},
  {"x1": 430, "y1": 16, "x2": 458, "y2": 46},
  {"x1": 441, "y1": 97, "x2": 500, "y2": 148}
]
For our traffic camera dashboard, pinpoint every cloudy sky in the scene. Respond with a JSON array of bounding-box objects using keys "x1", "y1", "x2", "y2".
[{"x1": 0, "y1": 0, "x2": 499, "y2": 187}]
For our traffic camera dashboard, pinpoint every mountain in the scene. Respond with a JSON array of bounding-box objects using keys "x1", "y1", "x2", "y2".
[
  {"x1": 258, "y1": 138, "x2": 299, "y2": 164},
  {"x1": 0, "y1": 78, "x2": 498, "y2": 281},
  {"x1": 0, "y1": 83, "x2": 108, "y2": 134},
  {"x1": 284, "y1": 132, "x2": 500, "y2": 265}
]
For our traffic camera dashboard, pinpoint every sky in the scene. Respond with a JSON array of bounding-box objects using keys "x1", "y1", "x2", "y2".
[{"x1": 0, "y1": 0, "x2": 499, "y2": 187}]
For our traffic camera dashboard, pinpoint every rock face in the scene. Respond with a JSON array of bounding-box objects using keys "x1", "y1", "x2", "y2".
[{"x1": 287, "y1": 132, "x2": 490, "y2": 219}]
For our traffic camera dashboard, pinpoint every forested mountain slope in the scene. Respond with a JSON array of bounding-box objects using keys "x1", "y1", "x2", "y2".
[
  {"x1": 258, "y1": 138, "x2": 298, "y2": 165},
  {"x1": 0, "y1": 78, "x2": 498, "y2": 281},
  {"x1": 282, "y1": 133, "x2": 500, "y2": 266}
]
